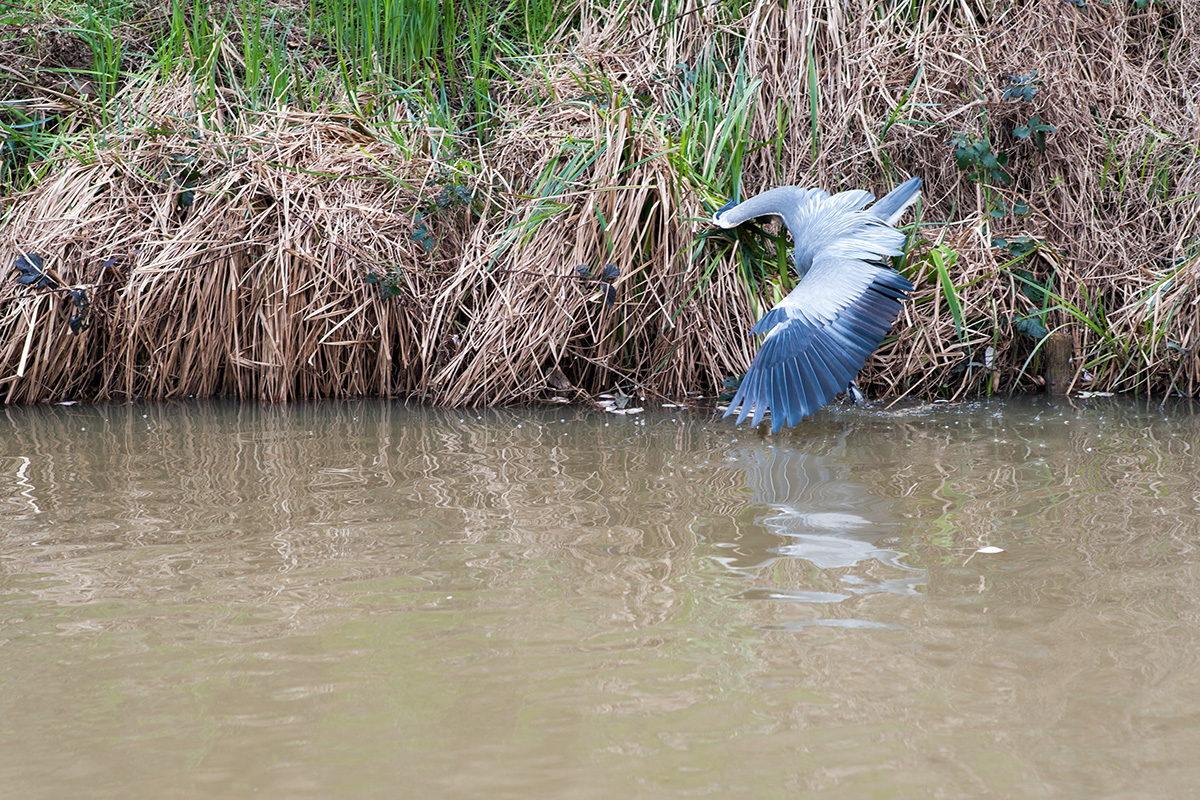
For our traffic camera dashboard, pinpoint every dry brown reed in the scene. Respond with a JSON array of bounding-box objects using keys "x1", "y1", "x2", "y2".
[
  {"x1": 3, "y1": 0, "x2": 1199, "y2": 407},
  {"x1": 1, "y1": 81, "x2": 433, "y2": 402},
  {"x1": 421, "y1": 100, "x2": 759, "y2": 406}
]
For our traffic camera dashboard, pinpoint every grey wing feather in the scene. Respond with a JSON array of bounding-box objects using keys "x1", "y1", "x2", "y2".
[
  {"x1": 867, "y1": 177, "x2": 922, "y2": 226},
  {"x1": 726, "y1": 258, "x2": 912, "y2": 433}
]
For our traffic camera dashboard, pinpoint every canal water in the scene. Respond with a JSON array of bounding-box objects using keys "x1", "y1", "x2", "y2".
[{"x1": 2, "y1": 397, "x2": 1199, "y2": 798}]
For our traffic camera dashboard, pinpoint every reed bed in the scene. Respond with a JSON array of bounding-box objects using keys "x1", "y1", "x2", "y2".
[{"x1": 1, "y1": 0, "x2": 1198, "y2": 407}]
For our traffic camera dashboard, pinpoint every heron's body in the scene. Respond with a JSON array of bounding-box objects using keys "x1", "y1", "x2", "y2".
[{"x1": 714, "y1": 177, "x2": 921, "y2": 433}]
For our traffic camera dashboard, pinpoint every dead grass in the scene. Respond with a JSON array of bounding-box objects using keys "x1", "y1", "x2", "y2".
[
  {"x1": 2, "y1": 0, "x2": 1199, "y2": 406},
  {"x1": 1, "y1": 81, "x2": 431, "y2": 402}
]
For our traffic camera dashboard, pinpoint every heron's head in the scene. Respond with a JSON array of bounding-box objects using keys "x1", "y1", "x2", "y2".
[{"x1": 712, "y1": 198, "x2": 740, "y2": 229}]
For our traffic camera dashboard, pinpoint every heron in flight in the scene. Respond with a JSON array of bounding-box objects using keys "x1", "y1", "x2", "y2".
[{"x1": 713, "y1": 176, "x2": 921, "y2": 433}]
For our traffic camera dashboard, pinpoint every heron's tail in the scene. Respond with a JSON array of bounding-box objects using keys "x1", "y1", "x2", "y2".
[{"x1": 868, "y1": 176, "x2": 922, "y2": 226}]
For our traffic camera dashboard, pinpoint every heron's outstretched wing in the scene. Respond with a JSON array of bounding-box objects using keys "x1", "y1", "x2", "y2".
[
  {"x1": 722, "y1": 181, "x2": 920, "y2": 432},
  {"x1": 725, "y1": 255, "x2": 912, "y2": 432}
]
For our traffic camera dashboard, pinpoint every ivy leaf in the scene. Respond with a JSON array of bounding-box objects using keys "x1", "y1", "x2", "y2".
[
  {"x1": 1013, "y1": 314, "x2": 1048, "y2": 340},
  {"x1": 1013, "y1": 267, "x2": 1051, "y2": 306},
  {"x1": 14, "y1": 253, "x2": 60, "y2": 289},
  {"x1": 67, "y1": 288, "x2": 90, "y2": 334},
  {"x1": 412, "y1": 224, "x2": 435, "y2": 252},
  {"x1": 601, "y1": 283, "x2": 617, "y2": 308}
]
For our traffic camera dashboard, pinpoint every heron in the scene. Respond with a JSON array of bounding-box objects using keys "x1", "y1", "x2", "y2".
[{"x1": 713, "y1": 176, "x2": 922, "y2": 433}]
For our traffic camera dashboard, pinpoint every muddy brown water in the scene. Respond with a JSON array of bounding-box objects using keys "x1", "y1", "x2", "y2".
[{"x1": 2, "y1": 397, "x2": 1199, "y2": 798}]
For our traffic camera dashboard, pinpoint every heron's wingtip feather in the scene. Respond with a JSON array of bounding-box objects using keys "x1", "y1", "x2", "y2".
[{"x1": 870, "y1": 177, "x2": 923, "y2": 226}]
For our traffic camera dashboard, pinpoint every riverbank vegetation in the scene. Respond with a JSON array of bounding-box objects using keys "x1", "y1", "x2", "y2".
[{"x1": 1, "y1": 0, "x2": 1197, "y2": 407}]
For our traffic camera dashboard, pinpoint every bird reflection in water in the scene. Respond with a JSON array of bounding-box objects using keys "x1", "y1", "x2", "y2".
[{"x1": 715, "y1": 440, "x2": 924, "y2": 622}]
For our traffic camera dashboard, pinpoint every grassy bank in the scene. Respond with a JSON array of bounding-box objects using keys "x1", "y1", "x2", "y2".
[{"x1": 1, "y1": 0, "x2": 1197, "y2": 406}]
